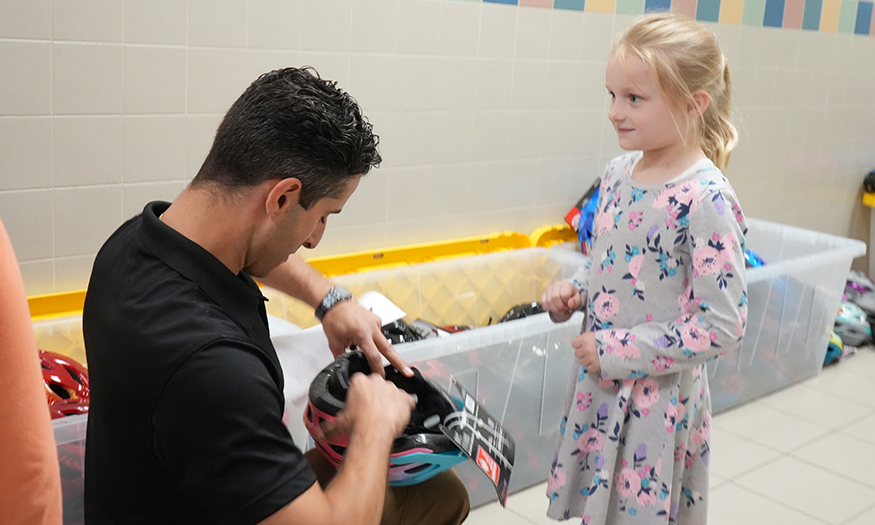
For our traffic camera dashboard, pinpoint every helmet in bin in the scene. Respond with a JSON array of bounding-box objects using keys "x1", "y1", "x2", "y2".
[
  {"x1": 381, "y1": 319, "x2": 422, "y2": 345},
  {"x1": 304, "y1": 350, "x2": 467, "y2": 486},
  {"x1": 834, "y1": 302, "x2": 873, "y2": 348},
  {"x1": 498, "y1": 302, "x2": 546, "y2": 323},
  {"x1": 40, "y1": 350, "x2": 90, "y2": 419}
]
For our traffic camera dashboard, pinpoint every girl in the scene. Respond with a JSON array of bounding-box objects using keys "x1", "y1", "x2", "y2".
[{"x1": 542, "y1": 13, "x2": 747, "y2": 524}]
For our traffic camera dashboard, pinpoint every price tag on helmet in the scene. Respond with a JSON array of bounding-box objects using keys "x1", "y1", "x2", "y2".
[{"x1": 439, "y1": 377, "x2": 516, "y2": 507}]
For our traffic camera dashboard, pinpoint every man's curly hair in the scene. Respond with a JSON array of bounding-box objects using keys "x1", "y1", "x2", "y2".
[{"x1": 193, "y1": 67, "x2": 381, "y2": 209}]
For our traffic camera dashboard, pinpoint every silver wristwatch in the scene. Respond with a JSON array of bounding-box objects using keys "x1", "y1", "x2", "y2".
[{"x1": 315, "y1": 286, "x2": 353, "y2": 321}]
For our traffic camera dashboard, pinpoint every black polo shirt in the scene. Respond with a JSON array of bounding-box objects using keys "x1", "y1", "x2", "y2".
[{"x1": 83, "y1": 201, "x2": 316, "y2": 525}]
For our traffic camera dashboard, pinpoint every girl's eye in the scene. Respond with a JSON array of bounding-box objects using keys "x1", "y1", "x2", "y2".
[
  {"x1": 320, "y1": 217, "x2": 326, "y2": 224},
  {"x1": 630, "y1": 95, "x2": 641, "y2": 103}
]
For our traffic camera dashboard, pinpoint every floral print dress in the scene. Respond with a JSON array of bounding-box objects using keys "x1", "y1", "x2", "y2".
[{"x1": 546, "y1": 152, "x2": 748, "y2": 524}]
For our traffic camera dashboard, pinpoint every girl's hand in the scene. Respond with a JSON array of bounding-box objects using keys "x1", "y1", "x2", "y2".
[
  {"x1": 573, "y1": 332, "x2": 600, "y2": 375},
  {"x1": 541, "y1": 281, "x2": 582, "y2": 323}
]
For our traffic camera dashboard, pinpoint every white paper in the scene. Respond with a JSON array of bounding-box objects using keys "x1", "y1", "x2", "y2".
[{"x1": 356, "y1": 290, "x2": 407, "y2": 325}]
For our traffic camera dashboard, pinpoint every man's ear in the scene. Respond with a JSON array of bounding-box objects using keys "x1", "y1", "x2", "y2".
[
  {"x1": 689, "y1": 90, "x2": 712, "y2": 117},
  {"x1": 265, "y1": 177, "x2": 302, "y2": 219}
]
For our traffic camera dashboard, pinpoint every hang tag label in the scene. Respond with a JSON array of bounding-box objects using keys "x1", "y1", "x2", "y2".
[{"x1": 439, "y1": 377, "x2": 515, "y2": 506}]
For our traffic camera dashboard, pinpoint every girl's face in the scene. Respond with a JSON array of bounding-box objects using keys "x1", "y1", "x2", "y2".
[{"x1": 605, "y1": 54, "x2": 692, "y2": 156}]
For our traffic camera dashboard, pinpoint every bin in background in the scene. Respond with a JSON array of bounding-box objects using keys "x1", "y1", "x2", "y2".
[
  {"x1": 53, "y1": 414, "x2": 87, "y2": 525},
  {"x1": 708, "y1": 218, "x2": 866, "y2": 412}
]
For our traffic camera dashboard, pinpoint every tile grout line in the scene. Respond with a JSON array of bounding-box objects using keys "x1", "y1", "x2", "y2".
[{"x1": 718, "y1": 480, "x2": 834, "y2": 525}]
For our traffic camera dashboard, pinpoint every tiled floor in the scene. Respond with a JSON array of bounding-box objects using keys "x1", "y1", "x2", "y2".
[{"x1": 466, "y1": 347, "x2": 875, "y2": 525}]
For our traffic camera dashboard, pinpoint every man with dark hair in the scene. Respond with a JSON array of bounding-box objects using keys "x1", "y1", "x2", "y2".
[{"x1": 82, "y1": 68, "x2": 469, "y2": 525}]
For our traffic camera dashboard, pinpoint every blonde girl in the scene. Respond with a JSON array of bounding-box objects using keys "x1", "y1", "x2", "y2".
[{"x1": 542, "y1": 13, "x2": 747, "y2": 524}]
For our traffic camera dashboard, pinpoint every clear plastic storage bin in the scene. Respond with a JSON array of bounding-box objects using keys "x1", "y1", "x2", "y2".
[{"x1": 707, "y1": 218, "x2": 866, "y2": 412}]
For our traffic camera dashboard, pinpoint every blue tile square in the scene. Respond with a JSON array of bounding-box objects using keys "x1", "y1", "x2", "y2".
[
  {"x1": 763, "y1": 0, "x2": 786, "y2": 26},
  {"x1": 697, "y1": 0, "x2": 722, "y2": 22},
  {"x1": 856, "y1": 1, "x2": 873, "y2": 34},
  {"x1": 802, "y1": 0, "x2": 823, "y2": 29},
  {"x1": 644, "y1": 0, "x2": 671, "y2": 12},
  {"x1": 555, "y1": 0, "x2": 586, "y2": 10}
]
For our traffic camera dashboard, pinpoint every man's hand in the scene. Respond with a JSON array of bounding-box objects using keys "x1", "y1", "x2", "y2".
[
  {"x1": 541, "y1": 281, "x2": 582, "y2": 323},
  {"x1": 324, "y1": 372, "x2": 415, "y2": 442},
  {"x1": 321, "y1": 300, "x2": 413, "y2": 378},
  {"x1": 573, "y1": 332, "x2": 600, "y2": 375}
]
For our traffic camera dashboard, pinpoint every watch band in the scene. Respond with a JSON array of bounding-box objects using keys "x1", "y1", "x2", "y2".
[{"x1": 315, "y1": 286, "x2": 353, "y2": 321}]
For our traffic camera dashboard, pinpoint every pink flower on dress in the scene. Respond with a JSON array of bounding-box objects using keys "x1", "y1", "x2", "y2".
[
  {"x1": 665, "y1": 402, "x2": 677, "y2": 432},
  {"x1": 604, "y1": 330, "x2": 640, "y2": 359},
  {"x1": 637, "y1": 488, "x2": 657, "y2": 507},
  {"x1": 677, "y1": 283, "x2": 694, "y2": 316},
  {"x1": 693, "y1": 246, "x2": 722, "y2": 276},
  {"x1": 632, "y1": 378, "x2": 660, "y2": 408},
  {"x1": 594, "y1": 293, "x2": 620, "y2": 319},
  {"x1": 576, "y1": 391, "x2": 592, "y2": 411},
  {"x1": 673, "y1": 181, "x2": 696, "y2": 206},
  {"x1": 547, "y1": 466, "x2": 566, "y2": 493},
  {"x1": 628, "y1": 254, "x2": 645, "y2": 279},
  {"x1": 681, "y1": 322, "x2": 712, "y2": 353},
  {"x1": 736, "y1": 306, "x2": 747, "y2": 336},
  {"x1": 579, "y1": 429, "x2": 605, "y2": 453},
  {"x1": 652, "y1": 186, "x2": 677, "y2": 209},
  {"x1": 691, "y1": 412, "x2": 712, "y2": 446},
  {"x1": 615, "y1": 469, "x2": 641, "y2": 498},
  {"x1": 597, "y1": 209, "x2": 615, "y2": 236}
]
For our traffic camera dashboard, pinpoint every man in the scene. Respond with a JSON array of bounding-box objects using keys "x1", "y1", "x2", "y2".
[{"x1": 83, "y1": 67, "x2": 469, "y2": 525}]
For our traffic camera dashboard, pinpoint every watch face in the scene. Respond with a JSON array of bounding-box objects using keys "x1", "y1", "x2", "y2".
[{"x1": 317, "y1": 287, "x2": 352, "y2": 320}]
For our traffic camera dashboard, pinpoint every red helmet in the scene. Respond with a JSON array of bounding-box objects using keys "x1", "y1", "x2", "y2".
[{"x1": 39, "y1": 350, "x2": 90, "y2": 419}]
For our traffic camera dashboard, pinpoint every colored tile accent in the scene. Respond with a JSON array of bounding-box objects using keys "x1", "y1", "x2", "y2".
[
  {"x1": 783, "y1": 0, "x2": 805, "y2": 28},
  {"x1": 520, "y1": 0, "x2": 552, "y2": 7},
  {"x1": 719, "y1": 0, "x2": 746, "y2": 24},
  {"x1": 858, "y1": 1, "x2": 874, "y2": 34},
  {"x1": 820, "y1": 0, "x2": 842, "y2": 31},
  {"x1": 697, "y1": 0, "x2": 722, "y2": 21},
  {"x1": 870, "y1": 0, "x2": 875, "y2": 34},
  {"x1": 586, "y1": 0, "x2": 617, "y2": 13},
  {"x1": 838, "y1": 0, "x2": 859, "y2": 32},
  {"x1": 743, "y1": 0, "x2": 768, "y2": 25},
  {"x1": 673, "y1": 0, "x2": 698, "y2": 18},
  {"x1": 645, "y1": 0, "x2": 672, "y2": 11},
  {"x1": 450, "y1": 0, "x2": 873, "y2": 37},
  {"x1": 802, "y1": 0, "x2": 823, "y2": 29},
  {"x1": 764, "y1": 0, "x2": 786, "y2": 26},
  {"x1": 554, "y1": 0, "x2": 587, "y2": 10},
  {"x1": 616, "y1": 0, "x2": 646, "y2": 15}
]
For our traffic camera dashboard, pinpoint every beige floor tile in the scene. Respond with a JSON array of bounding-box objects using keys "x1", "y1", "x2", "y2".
[
  {"x1": 843, "y1": 502, "x2": 875, "y2": 525},
  {"x1": 801, "y1": 366, "x2": 875, "y2": 409},
  {"x1": 792, "y1": 432, "x2": 875, "y2": 488},
  {"x1": 503, "y1": 482, "x2": 554, "y2": 524},
  {"x1": 466, "y1": 500, "x2": 539, "y2": 525},
  {"x1": 712, "y1": 402, "x2": 832, "y2": 452},
  {"x1": 841, "y1": 411, "x2": 875, "y2": 446},
  {"x1": 708, "y1": 482, "x2": 827, "y2": 525},
  {"x1": 708, "y1": 427, "x2": 783, "y2": 479},
  {"x1": 836, "y1": 348, "x2": 875, "y2": 379},
  {"x1": 757, "y1": 382, "x2": 873, "y2": 429},
  {"x1": 734, "y1": 456, "x2": 875, "y2": 524}
]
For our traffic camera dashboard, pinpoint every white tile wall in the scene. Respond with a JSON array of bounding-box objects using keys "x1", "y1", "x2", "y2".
[{"x1": 0, "y1": 0, "x2": 873, "y2": 296}]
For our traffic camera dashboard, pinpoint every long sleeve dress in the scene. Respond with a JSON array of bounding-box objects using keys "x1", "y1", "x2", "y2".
[{"x1": 546, "y1": 152, "x2": 748, "y2": 525}]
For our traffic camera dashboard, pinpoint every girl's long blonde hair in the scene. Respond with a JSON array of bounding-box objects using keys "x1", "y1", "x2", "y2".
[{"x1": 613, "y1": 13, "x2": 738, "y2": 172}]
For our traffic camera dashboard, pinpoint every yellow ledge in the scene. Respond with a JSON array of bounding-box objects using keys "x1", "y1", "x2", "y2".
[{"x1": 28, "y1": 230, "x2": 534, "y2": 321}]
